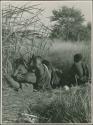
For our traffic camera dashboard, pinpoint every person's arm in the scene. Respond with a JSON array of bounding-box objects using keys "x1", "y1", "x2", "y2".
[
  {"x1": 24, "y1": 72, "x2": 36, "y2": 84},
  {"x1": 85, "y1": 64, "x2": 89, "y2": 78},
  {"x1": 68, "y1": 64, "x2": 77, "y2": 86},
  {"x1": 85, "y1": 64, "x2": 90, "y2": 82},
  {"x1": 4, "y1": 73, "x2": 20, "y2": 91}
]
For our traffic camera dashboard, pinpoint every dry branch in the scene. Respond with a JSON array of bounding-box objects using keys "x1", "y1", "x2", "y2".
[{"x1": 2, "y1": 3, "x2": 53, "y2": 74}]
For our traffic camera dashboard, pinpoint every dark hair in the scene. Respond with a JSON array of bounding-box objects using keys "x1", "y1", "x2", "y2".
[
  {"x1": 32, "y1": 55, "x2": 42, "y2": 64},
  {"x1": 42, "y1": 60, "x2": 50, "y2": 66},
  {"x1": 14, "y1": 57, "x2": 24, "y2": 66},
  {"x1": 74, "y1": 53, "x2": 82, "y2": 62}
]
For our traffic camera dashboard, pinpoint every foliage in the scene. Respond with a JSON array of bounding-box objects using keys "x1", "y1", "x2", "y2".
[{"x1": 50, "y1": 6, "x2": 91, "y2": 41}]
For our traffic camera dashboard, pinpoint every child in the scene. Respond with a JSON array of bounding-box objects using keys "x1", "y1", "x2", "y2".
[{"x1": 69, "y1": 53, "x2": 89, "y2": 86}]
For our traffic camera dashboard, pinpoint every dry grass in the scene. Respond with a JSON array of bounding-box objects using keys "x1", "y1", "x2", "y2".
[
  {"x1": 48, "y1": 40, "x2": 91, "y2": 75},
  {"x1": 2, "y1": 39, "x2": 91, "y2": 123},
  {"x1": 27, "y1": 84, "x2": 91, "y2": 123},
  {"x1": 2, "y1": 82, "x2": 91, "y2": 123},
  {"x1": 2, "y1": 3, "x2": 91, "y2": 124}
]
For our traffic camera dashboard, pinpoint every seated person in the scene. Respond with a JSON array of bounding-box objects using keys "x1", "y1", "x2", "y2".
[
  {"x1": 68, "y1": 53, "x2": 90, "y2": 86},
  {"x1": 4, "y1": 57, "x2": 36, "y2": 91}
]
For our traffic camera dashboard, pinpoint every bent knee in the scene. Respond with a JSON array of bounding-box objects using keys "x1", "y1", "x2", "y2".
[{"x1": 5, "y1": 74, "x2": 20, "y2": 90}]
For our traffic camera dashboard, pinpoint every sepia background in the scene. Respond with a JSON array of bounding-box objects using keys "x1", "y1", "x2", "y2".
[{"x1": 1, "y1": 0, "x2": 92, "y2": 124}]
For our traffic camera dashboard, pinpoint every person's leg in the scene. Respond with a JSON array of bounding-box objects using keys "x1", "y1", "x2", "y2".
[{"x1": 33, "y1": 82, "x2": 39, "y2": 90}]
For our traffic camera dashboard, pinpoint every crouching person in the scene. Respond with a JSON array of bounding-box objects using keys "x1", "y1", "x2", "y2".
[
  {"x1": 4, "y1": 58, "x2": 36, "y2": 91},
  {"x1": 32, "y1": 56, "x2": 52, "y2": 91},
  {"x1": 42, "y1": 59, "x2": 63, "y2": 89},
  {"x1": 69, "y1": 53, "x2": 90, "y2": 86}
]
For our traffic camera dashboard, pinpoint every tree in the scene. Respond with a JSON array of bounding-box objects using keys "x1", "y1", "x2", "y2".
[
  {"x1": 76, "y1": 22, "x2": 91, "y2": 41},
  {"x1": 50, "y1": 6, "x2": 86, "y2": 41},
  {"x1": 86, "y1": 22, "x2": 91, "y2": 41}
]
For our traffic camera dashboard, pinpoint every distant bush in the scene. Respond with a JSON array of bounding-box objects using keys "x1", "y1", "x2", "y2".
[{"x1": 50, "y1": 6, "x2": 91, "y2": 41}]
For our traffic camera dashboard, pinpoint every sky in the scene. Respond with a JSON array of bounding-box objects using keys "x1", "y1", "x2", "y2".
[{"x1": 1, "y1": 1, "x2": 92, "y2": 26}]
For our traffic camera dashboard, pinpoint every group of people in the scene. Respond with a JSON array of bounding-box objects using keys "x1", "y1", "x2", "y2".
[{"x1": 5, "y1": 53, "x2": 90, "y2": 91}]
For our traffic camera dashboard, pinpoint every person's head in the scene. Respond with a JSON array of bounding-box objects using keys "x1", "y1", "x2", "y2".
[
  {"x1": 33, "y1": 56, "x2": 43, "y2": 69},
  {"x1": 13, "y1": 57, "x2": 25, "y2": 71},
  {"x1": 42, "y1": 60, "x2": 50, "y2": 67},
  {"x1": 13, "y1": 58, "x2": 27, "y2": 81},
  {"x1": 74, "y1": 53, "x2": 82, "y2": 63}
]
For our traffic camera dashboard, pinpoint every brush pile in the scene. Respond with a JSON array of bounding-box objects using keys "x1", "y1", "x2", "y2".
[{"x1": 2, "y1": 4, "x2": 52, "y2": 76}]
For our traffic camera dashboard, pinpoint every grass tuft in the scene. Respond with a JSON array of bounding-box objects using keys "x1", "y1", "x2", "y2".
[{"x1": 27, "y1": 84, "x2": 91, "y2": 123}]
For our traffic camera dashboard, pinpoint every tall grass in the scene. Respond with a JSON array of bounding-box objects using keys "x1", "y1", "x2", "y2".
[
  {"x1": 48, "y1": 40, "x2": 91, "y2": 75},
  {"x1": 2, "y1": 4, "x2": 91, "y2": 123},
  {"x1": 25, "y1": 40, "x2": 91, "y2": 123},
  {"x1": 27, "y1": 84, "x2": 91, "y2": 123},
  {"x1": 2, "y1": 39, "x2": 91, "y2": 123}
]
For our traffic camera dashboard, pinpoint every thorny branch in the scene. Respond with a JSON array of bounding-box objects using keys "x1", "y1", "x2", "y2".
[{"x1": 2, "y1": 4, "x2": 53, "y2": 74}]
